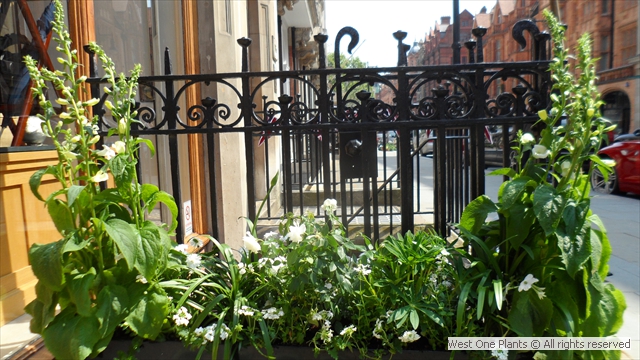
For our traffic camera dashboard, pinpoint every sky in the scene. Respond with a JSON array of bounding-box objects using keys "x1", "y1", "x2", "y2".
[{"x1": 324, "y1": 0, "x2": 498, "y2": 68}]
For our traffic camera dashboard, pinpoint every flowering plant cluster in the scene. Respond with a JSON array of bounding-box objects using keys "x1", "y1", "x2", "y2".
[
  {"x1": 23, "y1": 2, "x2": 177, "y2": 360},
  {"x1": 161, "y1": 182, "x2": 471, "y2": 359},
  {"x1": 453, "y1": 11, "x2": 625, "y2": 360}
]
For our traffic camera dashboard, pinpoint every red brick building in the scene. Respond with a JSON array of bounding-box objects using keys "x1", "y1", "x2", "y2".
[{"x1": 402, "y1": 0, "x2": 639, "y2": 134}]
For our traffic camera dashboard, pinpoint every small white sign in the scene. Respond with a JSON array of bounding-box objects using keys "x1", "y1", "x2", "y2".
[{"x1": 183, "y1": 200, "x2": 193, "y2": 236}]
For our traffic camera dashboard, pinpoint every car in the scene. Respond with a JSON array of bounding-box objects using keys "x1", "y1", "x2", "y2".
[
  {"x1": 591, "y1": 139, "x2": 640, "y2": 195},
  {"x1": 414, "y1": 129, "x2": 434, "y2": 155}
]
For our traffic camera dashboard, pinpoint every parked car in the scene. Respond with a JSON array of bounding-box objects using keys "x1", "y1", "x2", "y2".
[
  {"x1": 591, "y1": 139, "x2": 640, "y2": 195},
  {"x1": 414, "y1": 129, "x2": 434, "y2": 155}
]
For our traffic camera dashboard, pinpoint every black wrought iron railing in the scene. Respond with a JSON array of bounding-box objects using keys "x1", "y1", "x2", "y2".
[{"x1": 86, "y1": 20, "x2": 552, "y2": 243}]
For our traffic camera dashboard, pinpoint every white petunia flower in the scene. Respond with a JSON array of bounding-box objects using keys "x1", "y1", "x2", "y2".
[
  {"x1": 95, "y1": 145, "x2": 116, "y2": 160},
  {"x1": 186, "y1": 253, "x2": 202, "y2": 269},
  {"x1": 518, "y1": 274, "x2": 539, "y2": 292},
  {"x1": 136, "y1": 274, "x2": 148, "y2": 284},
  {"x1": 243, "y1": 232, "x2": 261, "y2": 253},
  {"x1": 321, "y1": 198, "x2": 338, "y2": 213},
  {"x1": 520, "y1": 132, "x2": 535, "y2": 145},
  {"x1": 532, "y1": 144, "x2": 550, "y2": 159},
  {"x1": 286, "y1": 221, "x2": 306, "y2": 243},
  {"x1": 174, "y1": 244, "x2": 189, "y2": 254},
  {"x1": 398, "y1": 330, "x2": 420, "y2": 343}
]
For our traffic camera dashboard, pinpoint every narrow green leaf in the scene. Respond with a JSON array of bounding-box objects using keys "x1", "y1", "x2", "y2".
[
  {"x1": 456, "y1": 282, "x2": 472, "y2": 335},
  {"x1": 135, "y1": 138, "x2": 156, "y2": 157},
  {"x1": 493, "y1": 280, "x2": 504, "y2": 311},
  {"x1": 477, "y1": 286, "x2": 487, "y2": 320},
  {"x1": 409, "y1": 309, "x2": 419, "y2": 330}
]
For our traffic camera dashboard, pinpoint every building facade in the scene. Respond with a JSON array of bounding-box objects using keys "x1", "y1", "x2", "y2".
[
  {"x1": 0, "y1": 0, "x2": 325, "y2": 326},
  {"x1": 417, "y1": 0, "x2": 638, "y2": 134}
]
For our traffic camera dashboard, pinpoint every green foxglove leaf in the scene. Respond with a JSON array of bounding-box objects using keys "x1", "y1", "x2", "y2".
[
  {"x1": 66, "y1": 185, "x2": 85, "y2": 207},
  {"x1": 95, "y1": 285, "x2": 129, "y2": 338},
  {"x1": 500, "y1": 178, "x2": 534, "y2": 209},
  {"x1": 505, "y1": 203, "x2": 536, "y2": 249},
  {"x1": 125, "y1": 285, "x2": 169, "y2": 340},
  {"x1": 532, "y1": 184, "x2": 565, "y2": 236},
  {"x1": 557, "y1": 217, "x2": 591, "y2": 278},
  {"x1": 42, "y1": 307, "x2": 101, "y2": 360},
  {"x1": 145, "y1": 190, "x2": 178, "y2": 232},
  {"x1": 583, "y1": 274, "x2": 626, "y2": 337},
  {"x1": 508, "y1": 290, "x2": 553, "y2": 337},
  {"x1": 103, "y1": 218, "x2": 138, "y2": 270},
  {"x1": 47, "y1": 198, "x2": 75, "y2": 235},
  {"x1": 67, "y1": 268, "x2": 97, "y2": 317},
  {"x1": 29, "y1": 241, "x2": 65, "y2": 291},
  {"x1": 135, "y1": 222, "x2": 168, "y2": 279},
  {"x1": 29, "y1": 166, "x2": 57, "y2": 201},
  {"x1": 25, "y1": 281, "x2": 58, "y2": 334},
  {"x1": 459, "y1": 195, "x2": 498, "y2": 234}
]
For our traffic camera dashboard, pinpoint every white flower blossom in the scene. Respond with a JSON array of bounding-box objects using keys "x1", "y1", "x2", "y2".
[
  {"x1": 91, "y1": 170, "x2": 109, "y2": 183},
  {"x1": 286, "y1": 221, "x2": 306, "y2": 243},
  {"x1": 262, "y1": 307, "x2": 284, "y2": 320},
  {"x1": 398, "y1": 330, "x2": 420, "y2": 343},
  {"x1": 188, "y1": 236, "x2": 204, "y2": 249},
  {"x1": 174, "y1": 244, "x2": 189, "y2": 254},
  {"x1": 532, "y1": 144, "x2": 550, "y2": 159},
  {"x1": 520, "y1": 132, "x2": 535, "y2": 145},
  {"x1": 321, "y1": 198, "x2": 338, "y2": 213},
  {"x1": 340, "y1": 325, "x2": 357, "y2": 336},
  {"x1": 204, "y1": 325, "x2": 215, "y2": 343},
  {"x1": 561, "y1": 160, "x2": 571, "y2": 177},
  {"x1": 320, "y1": 320, "x2": 333, "y2": 344},
  {"x1": 324, "y1": 282, "x2": 333, "y2": 290},
  {"x1": 518, "y1": 274, "x2": 539, "y2": 292},
  {"x1": 243, "y1": 232, "x2": 261, "y2": 253},
  {"x1": 218, "y1": 323, "x2": 231, "y2": 340},
  {"x1": 491, "y1": 348, "x2": 509, "y2": 360},
  {"x1": 354, "y1": 264, "x2": 372, "y2": 276},
  {"x1": 264, "y1": 231, "x2": 282, "y2": 241},
  {"x1": 136, "y1": 274, "x2": 147, "y2": 284},
  {"x1": 194, "y1": 327, "x2": 204, "y2": 336},
  {"x1": 238, "y1": 262, "x2": 247, "y2": 275},
  {"x1": 237, "y1": 305, "x2": 255, "y2": 316},
  {"x1": 372, "y1": 318, "x2": 384, "y2": 339},
  {"x1": 95, "y1": 145, "x2": 116, "y2": 160},
  {"x1": 172, "y1": 306, "x2": 192, "y2": 327},
  {"x1": 111, "y1": 140, "x2": 126, "y2": 154},
  {"x1": 186, "y1": 253, "x2": 202, "y2": 269},
  {"x1": 270, "y1": 256, "x2": 287, "y2": 274}
]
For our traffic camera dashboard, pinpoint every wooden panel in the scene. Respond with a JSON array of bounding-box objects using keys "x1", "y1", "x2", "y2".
[{"x1": 0, "y1": 150, "x2": 60, "y2": 326}]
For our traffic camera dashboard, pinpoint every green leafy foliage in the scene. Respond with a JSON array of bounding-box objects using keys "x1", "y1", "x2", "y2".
[
  {"x1": 452, "y1": 10, "x2": 626, "y2": 359},
  {"x1": 23, "y1": 1, "x2": 177, "y2": 359}
]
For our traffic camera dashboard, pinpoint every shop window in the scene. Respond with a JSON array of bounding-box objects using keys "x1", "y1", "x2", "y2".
[{"x1": 621, "y1": 27, "x2": 637, "y2": 64}]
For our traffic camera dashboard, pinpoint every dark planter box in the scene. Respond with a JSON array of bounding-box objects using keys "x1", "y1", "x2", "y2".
[{"x1": 98, "y1": 340, "x2": 470, "y2": 360}]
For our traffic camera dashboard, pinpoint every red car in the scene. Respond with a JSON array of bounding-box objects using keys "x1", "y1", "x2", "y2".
[{"x1": 591, "y1": 138, "x2": 640, "y2": 195}]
